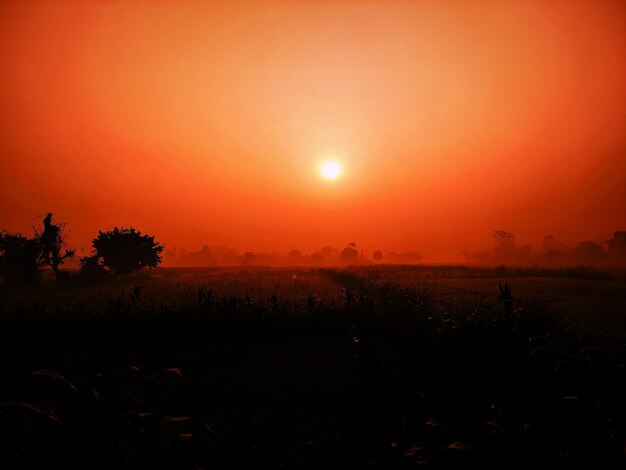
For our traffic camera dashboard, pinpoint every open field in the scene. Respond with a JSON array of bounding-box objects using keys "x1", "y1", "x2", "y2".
[{"x1": 1, "y1": 266, "x2": 625, "y2": 469}]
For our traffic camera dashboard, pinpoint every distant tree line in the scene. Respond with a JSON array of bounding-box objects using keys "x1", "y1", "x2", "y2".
[
  {"x1": 463, "y1": 229, "x2": 626, "y2": 266},
  {"x1": 5, "y1": 215, "x2": 622, "y2": 283},
  {"x1": 1, "y1": 214, "x2": 426, "y2": 283},
  {"x1": 161, "y1": 241, "x2": 423, "y2": 268},
  {"x1": 0, "y1": 213, "x2": 163, "y2": 285}
]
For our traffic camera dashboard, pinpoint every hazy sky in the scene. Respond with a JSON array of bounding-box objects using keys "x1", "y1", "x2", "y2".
[{"x1": 1, "y1": 1, "x2": 625, "y2": 261}]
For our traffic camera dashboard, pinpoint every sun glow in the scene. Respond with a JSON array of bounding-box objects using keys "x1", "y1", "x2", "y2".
[{"x1": 319, "y1": 160, "x2": 342, "y2": 180}]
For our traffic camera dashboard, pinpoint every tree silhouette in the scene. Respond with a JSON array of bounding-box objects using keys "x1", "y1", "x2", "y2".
[
  {"x1": 91, "y1": 227, "x2": 163, "y2": 277},
  {"x1": 241, "y1": 251, "x2": 255, "y2": 266},
  {"x1": 0, "y1": 231, "x2": 41, "y2": 284},
  {"x1": 288, "y1": 249, "x2": 302, "y2": 259},
  {"x1": 572, "y1": 241, "x2": 605, "y2": 264},
  {"x1": 340, "y1": 242, "x2": 358, "y2": 264},
  {"x1": 493, "y1": 229, "x2": 517, "y2": 263},
  {"x1": 321, "y1": 246, "x2": 334, "y2": 259},
  {"x1": 372, "y1": 250, "x2": 383, "y2": 263},
  {"x1": 1, "y1": 211, "x2": 73, "y2": 284},
  {"x1": 36, "y1": 212, "x2": 75, "y2": 278},
  {"x1": 606, "y1": 231, "x2": 626, "y2": 261},
  {"x1": 79, "y1": 254, "x2": 112, "y2": 283},
  {"x1": 493, "y1": 230, "x2": 516, "y2": 244}
]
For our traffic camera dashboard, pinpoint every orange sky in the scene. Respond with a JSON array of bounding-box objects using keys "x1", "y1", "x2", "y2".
[{"x1": 1, "y1": 1, "x2": 625, "y2": 261}]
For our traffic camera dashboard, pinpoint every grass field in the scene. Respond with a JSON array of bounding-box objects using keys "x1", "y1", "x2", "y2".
[{"x1": 1, "y1": 265, "x2": 625, "y2": 469}]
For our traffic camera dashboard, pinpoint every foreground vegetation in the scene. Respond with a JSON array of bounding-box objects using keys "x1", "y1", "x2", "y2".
[{"x1": 0, "y1": 265, "x2": 625, "y2": 469}]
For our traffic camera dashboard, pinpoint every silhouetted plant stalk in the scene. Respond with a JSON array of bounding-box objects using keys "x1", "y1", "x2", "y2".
[
  {"x1": 499, "y1": 282, "x2": 513, "y2": 317},
  {"x1": 269, "y1": 292, "x2": 280, "y2": 315},
  {"x1": 342, "y1": 285, "x2": 354, "y2": 309},
  {"x1": 129, "y1": 284, "x2": 143, "y2": 309}
]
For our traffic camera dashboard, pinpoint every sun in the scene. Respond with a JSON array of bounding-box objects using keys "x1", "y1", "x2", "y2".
[{"x1": 319, "y1": 160, "x2": 342, "y2": 180}]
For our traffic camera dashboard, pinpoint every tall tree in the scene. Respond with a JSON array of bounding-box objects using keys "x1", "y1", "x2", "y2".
[{"x1": 37, "y1": 212, "x2": 75, "y2": 278}]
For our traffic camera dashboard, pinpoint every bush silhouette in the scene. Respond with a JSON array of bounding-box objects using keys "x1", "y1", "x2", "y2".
[
  {"x1": 0, "y1": 231, "x2": 41, "y2": 284},
  {"x1": 91, "y1": 227, "x2": 164, "y2": 277},
  {"x1": 78, "y1": 254, "x2": 112, "y2": 283}
]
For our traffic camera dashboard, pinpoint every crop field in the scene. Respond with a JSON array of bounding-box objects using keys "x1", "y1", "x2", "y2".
[{"x1": 1, "y1": 265, "x2": 625, "y2": 469}]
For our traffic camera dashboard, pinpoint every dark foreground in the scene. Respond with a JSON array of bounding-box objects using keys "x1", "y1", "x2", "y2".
[{"x1": 1, "y1": 266, "x2": 625, "y2": 469}]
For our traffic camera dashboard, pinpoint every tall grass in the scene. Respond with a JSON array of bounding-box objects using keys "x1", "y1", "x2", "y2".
[{"x1": 0, "y1": 266, "x2": 625, "y2": 468}]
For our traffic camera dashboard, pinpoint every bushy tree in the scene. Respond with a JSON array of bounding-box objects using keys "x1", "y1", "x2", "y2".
[
  {"x1": 340, "y1": 242, "x2": 358, "y2": 264},
  {"x1": 572, "y1": 241, "x2": 605, "y2": 264},
  {"x1": 0, "y1": 231, "x2": 41, "y2": 284},
  {"x1": 241, "y1": 251, "x2": 255, "y2": 266},
  {"x1": 541, "y1": 234, "x2": 568, "y2": 264},
  {"x1": 606, "y1": 231, "x2": 626, "y2": 261},
  {"x1": 91, "y1": 227, "x2": 164, "y2": 277},
  {"x1": 288, "y1": 249, "x2": 302, "y2": 259}
]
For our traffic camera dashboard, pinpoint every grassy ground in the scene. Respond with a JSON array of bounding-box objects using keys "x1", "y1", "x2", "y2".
[{"x1": 0, "y1": 266, "x2": 625, "y2": 469}]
